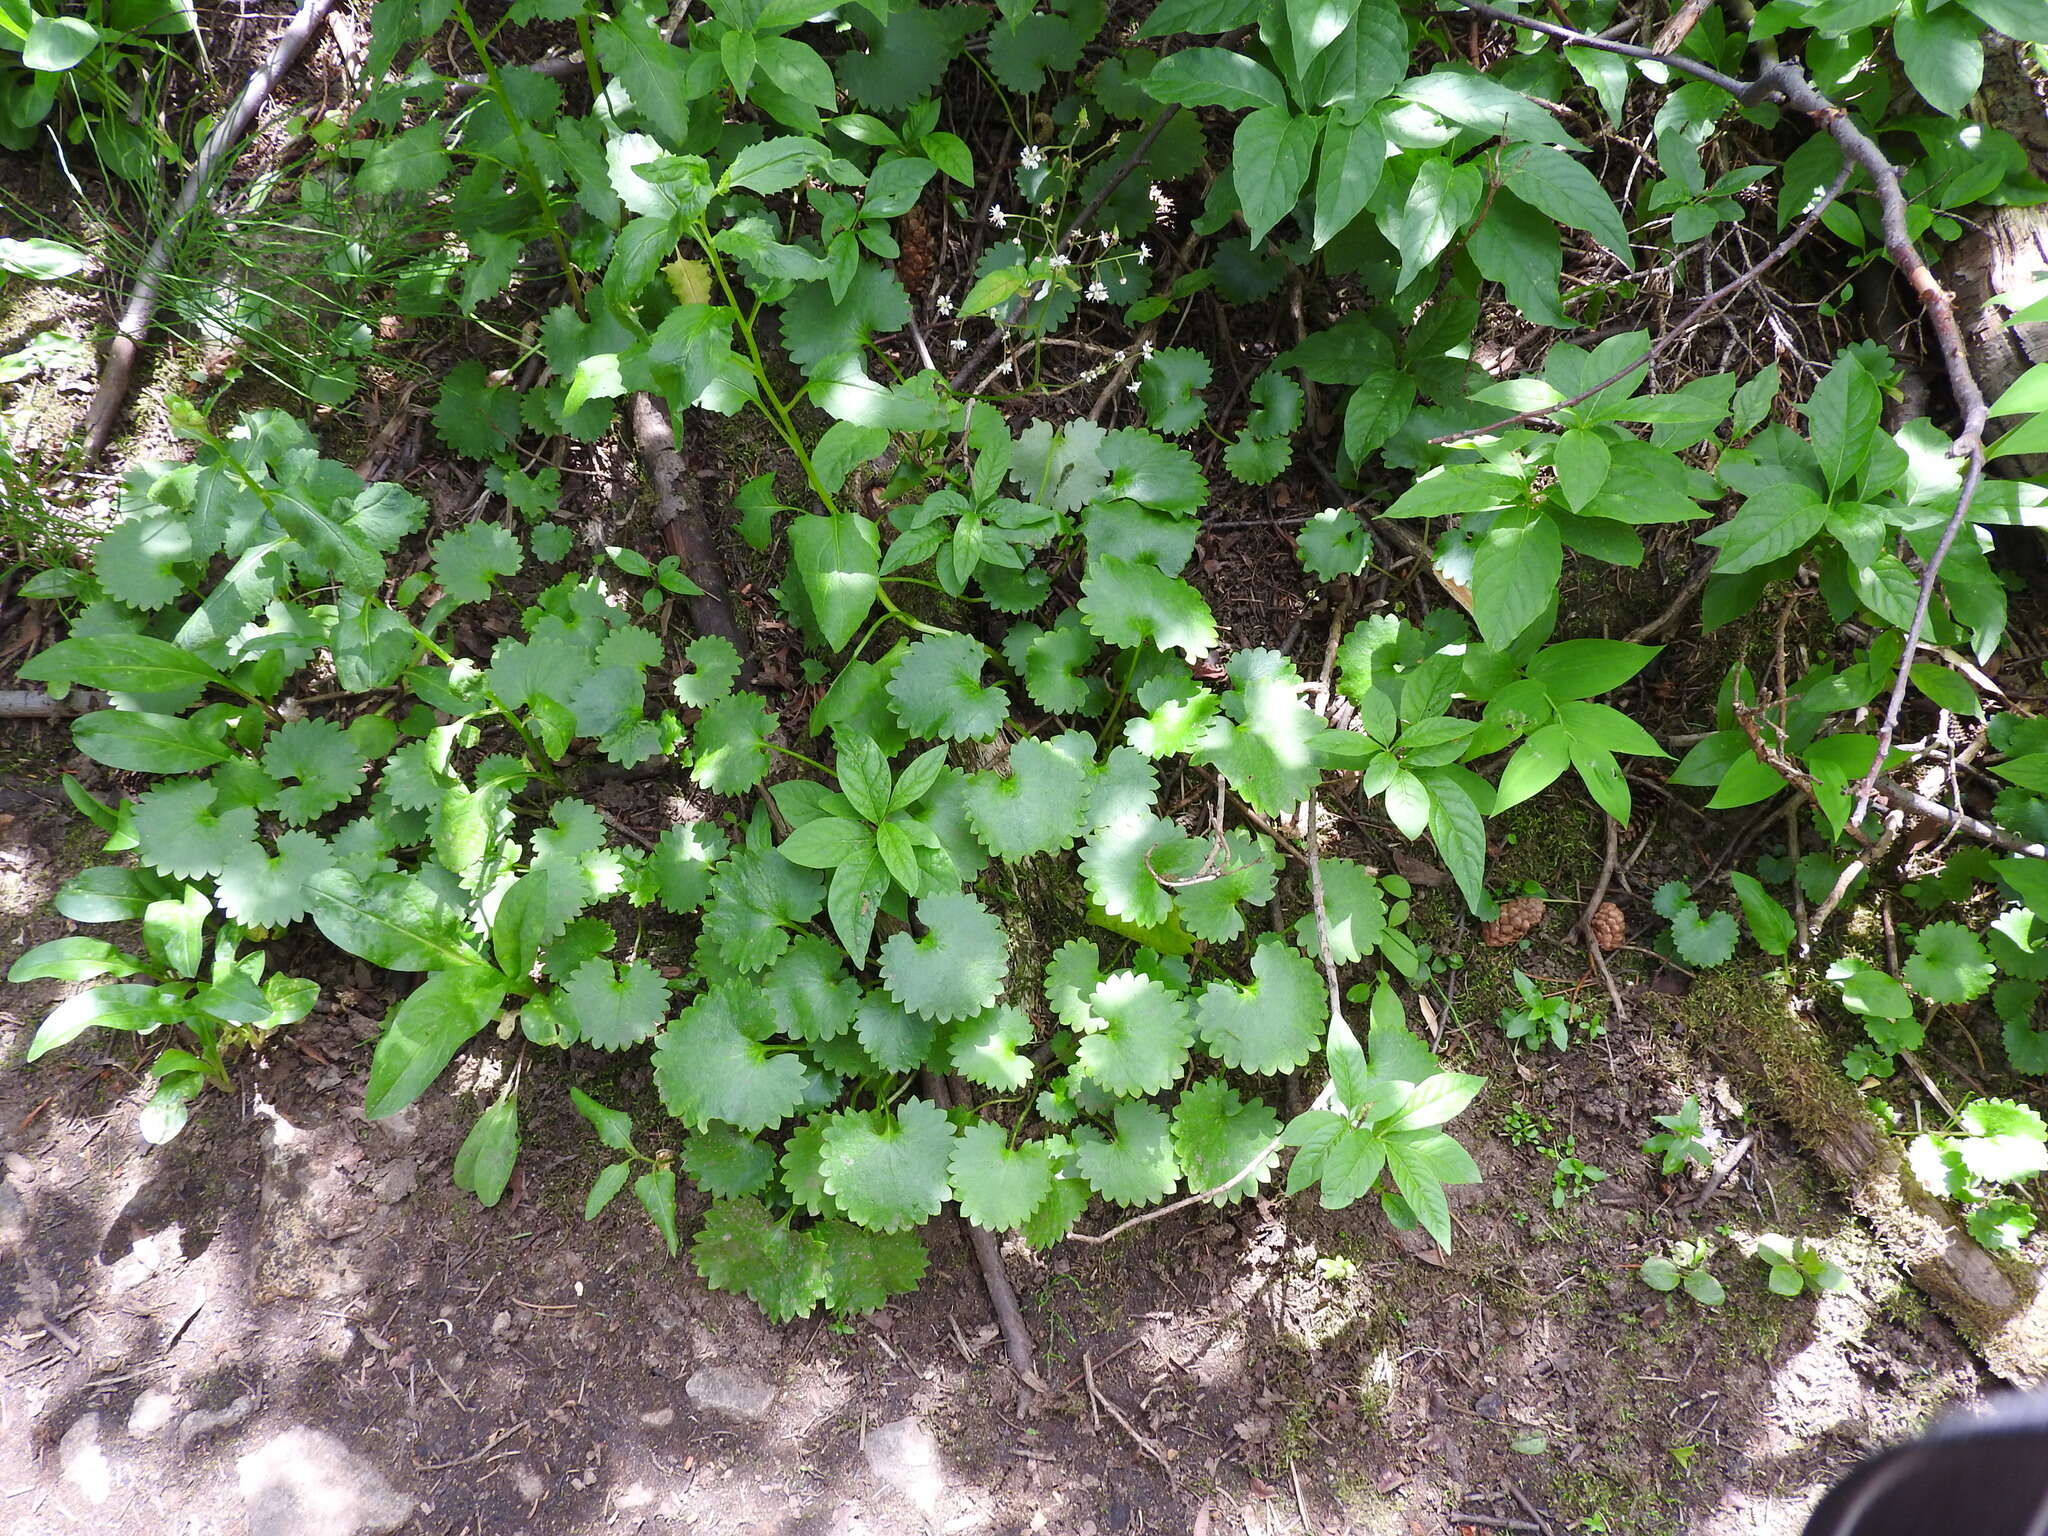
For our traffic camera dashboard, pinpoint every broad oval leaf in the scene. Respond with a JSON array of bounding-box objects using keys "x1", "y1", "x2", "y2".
[{"x1": 363, "y1": 966, "x2": 508, "y2": 1118}]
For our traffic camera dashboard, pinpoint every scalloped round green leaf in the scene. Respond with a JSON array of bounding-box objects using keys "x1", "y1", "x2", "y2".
[
  {"x1": 1073, "y1": 970, "x2": 1193, "y2": 1096},
  {"x1": 1171, "y1": 1078, "x2": 1282, "y2": 1204},
  {"x1": 261, "y1": 717, "x2": 370, "y2": 826},
  {"x1": 948, "y1": 1122, "x2": 1055, "y2": 1232},
  {"x1": 132, "y1": 780, "x2": 260, "y2": 880},
  {"x1": 560, "y1": 956, "x2": 670, "y2": 1051},
  {"x1": 1195, "y1": 935, "x2": 1327, "y2": 1074},
  {"x1": 1164, "y1": 829, "x2": 1278, "y2": 943},
  {"x1": 691, "y1": 1198, "x2": 827, "y2": 1322},
  {"x1": 962, "y1": 737, "x2": 1092, "y2": 859},
  {"x1": 1080, "y1": 815, "x2": 1202, "y2": 929},
  {"x1": 878, "y1": 891, "x2": 1009, "y2": 1022},
  {"x1": 1903, "y1": 920, "x2": 1996, "y2": 1005},
  {"x1": 1074, "y1": 1101, "x2": 1181, "y2": 1208},
  {"x1": 215, "y1": 831, "x2": 334, "y2": 927},
  {"x1": 762, "y1": 934, "x2": 861, "y2": 1042},
  {"x1": 819, "y1": 1098, "x2": 958, "y2": 1233},
  {"x1": 1136, "y1": 347, "x2": 1211, "y2": 436},
  {"x1": 886, "y1": 632, "x2": 1011, "y2": 742},
  {"x1": 948, "y1": 1004, "x2": 1035, "y2": 1091},
  {"x1": 652, "y1": 985, "x2": 810, "y2": 1132},
  {"x1": 853, "y1": 988, "x2": 941, "y2": 1072},
  {"x1": 679, "y1": 1125, "x2": 777, "y2": 1198}
]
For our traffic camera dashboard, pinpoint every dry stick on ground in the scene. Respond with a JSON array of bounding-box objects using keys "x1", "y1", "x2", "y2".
[
  {"x1": 628, "y1": 393, "x2": 748, "y2": 661},
  {"x1": 1080, "y1": 1351, "x2": 1173, "y2": 1471},
  {"x1": 920, "y1": 1068, "x2": 1048, "y2": 1393},
  {"x1": 1447, "y1": 0, "x2": 1995, "y2": 833},
  {"x1": 1429, "y1": 163, "x2": 1855, "y2": 446},
  {"x1": 1873, "y1": 773, "x2": 2048, "y2": 859},
  {"x1": 947, "y1": 106, "x2": 1183, "y2": 393},
  {"x1": 0, "y1": 688, "x2": 102, "y2": 719},
  {"x1": 81, "y1": 0, "x2": 340, "y2": 461}
]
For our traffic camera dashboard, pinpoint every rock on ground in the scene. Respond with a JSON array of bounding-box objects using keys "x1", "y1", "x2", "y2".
[
  {"x1": 863, "y1": 1415, "x2": 945, "y2": 1513},
  {"x1": 684, "y1": 1365, "x2": 776, "y2": 1421},
  {"x1": 237, "y1": 1426, "x2": 412, "y2": 1536}
]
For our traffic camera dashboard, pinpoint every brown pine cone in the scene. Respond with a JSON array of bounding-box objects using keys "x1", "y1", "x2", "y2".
[
  {"x1": 895, "y1": 203, "x2": 935, "y2": 301},
  {"x1": 1480, "y1": 895, "x2": 1546, "y2": 947},
  {"x1": 1589, "y1": 901, "x2": 1626, "y2": 952}
]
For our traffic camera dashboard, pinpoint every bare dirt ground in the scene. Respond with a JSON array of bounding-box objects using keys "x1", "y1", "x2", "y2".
[{"x1": 0, "y1": 758, "x2": 1992, "y2": 1536}]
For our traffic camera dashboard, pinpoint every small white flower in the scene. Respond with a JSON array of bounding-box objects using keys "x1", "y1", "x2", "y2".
[
  {"x1": 989, "y1": 204, "x2": 1008, "y2": 228},
  {"x1": 1040, "y1": 200, "x2": 1054, "y2": 214},
  {"x1": 1048, "y1": 252, "x2": 1071, "y2": 270},
  {"x1": 1097, "y1": 231, "x2": 1115, "y2": 249},
  {"x1": 1018, "y1": 145, "x2": 1045, "y2": 170},
  {"x1": 1125, "y1": 379, "x2": 1140, "y2": 393},
  {"x1": 996, "y1": 358, "x2": 1015, "y2": 377},
  {"x1": 1147, "y1": 184, "x2": 1173, "y2": 216},
  {"x1": 1140, "y1": 339, "x2": 1154, "y2": 359},
  {"x1": 1138, "y1": 242, "x2": 1151, "y2": 261},
  {"x1": 1086, "y1": 280, "x2": 1109, "y2": 301},
  {"x1": 949, "y1": 337, "x2": 967, "y2": 352},
  {"x1": 935, "y1": 294, "x2": 955, "y2": 316}
]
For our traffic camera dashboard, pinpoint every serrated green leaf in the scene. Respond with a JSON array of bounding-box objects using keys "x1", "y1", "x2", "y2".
[
  {"x1": 879, "y1": 891, "x2": 1009, "y2": 1021},
  {"x1": 819, "y1": 1098, "x2": 957, "y2": 1232},
  {"x1": 948, "y1": 1122, "x2": 1055, "y2": 1231},
  {"x1": 1172, "y1": 1078, "x2": 1281, "y2": 1203},
  {"x1": 692, "y1": 1198, "x2": 828, "y2": 1321},
  {"x1": 1196, "y1": 935, "x2": 1327, "y2": 1074},
  {"x1": 653, "y1": 984, "x2": 810, "y2": 1131},
  {"x1": 886, "y1": 632, "x2": 1010, "y2": 742},
  {"x1": 1075, "y1": 1101, "x2": 1181, "y2": 1207}
]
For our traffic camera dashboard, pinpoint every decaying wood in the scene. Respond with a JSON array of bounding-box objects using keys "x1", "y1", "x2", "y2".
[
  {"x1": 81, "y1": 0, "x2": 339, "y2": 460},
  {"x1": 0, "y1": 688, "x2": 102, "y2": 719},
  {"x1": 627, "y1": 393, "x2": 748, "y2": 660},
  {"x1": 1677, "y1": 968, "x2": 2048, "y2": 1383},
  {"x1": 1946, "y1": 40, "x2": 2048, "y2": 483}
]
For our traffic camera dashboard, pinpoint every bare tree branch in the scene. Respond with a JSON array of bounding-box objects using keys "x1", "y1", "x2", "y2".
[{"x1": 1430, "y1": 164, "x2": 1854, "y2": 444}]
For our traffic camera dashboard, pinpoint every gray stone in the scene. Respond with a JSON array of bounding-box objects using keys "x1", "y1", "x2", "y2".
[
  {"x1": 238, "y1": 1426, "x2": 411, "y2": 1536},
  {"x1": 863, "y1": 1416, "x2": 945, "y2": 1513},
  {"x1": 372, "y1": 1159, "x2": 417, "y2": 1204},
  {"x1": 58, "y1": 1413, "x2": 112, "y2": 1505},
  {"x1": 128, "y1": 1390, "x2": 177, "y2": 1438},
  {"x1": 178, "y1": 1392, "x2": 256, "y2": 1450},
  {"x1": 684, "y1": 1365, "x2": 776, "y2": 1421}
]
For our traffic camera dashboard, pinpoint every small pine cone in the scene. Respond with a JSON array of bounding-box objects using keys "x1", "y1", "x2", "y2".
[
  {"x1": 1589, "y1": 901, "x2": 1626, "y2": 952},
  {"x1": 1480, "y1": 895, "x2": 1546, "y2": 947},
  {"x1": 895, "y1": 204, "x2": 935, "y2": 301}
]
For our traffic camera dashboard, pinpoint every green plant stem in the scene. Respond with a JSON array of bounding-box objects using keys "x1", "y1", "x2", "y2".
[
  {"x1": 573, "y1": 14, "x2": 605, "y2": 104},
  {"x1": 766, "y1": 741, "x2": 832, "y2": 776},
  {"x1": 875, "y1": 586, "x2": 948, "y2": 636},
  {"x1": 689, "y1": 219, "x2": 838, "y2": 514}
]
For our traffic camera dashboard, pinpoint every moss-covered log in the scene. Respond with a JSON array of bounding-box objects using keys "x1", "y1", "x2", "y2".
[{"x1": 1675, "y1": 964, "x2": 2048, "y2": 1383}]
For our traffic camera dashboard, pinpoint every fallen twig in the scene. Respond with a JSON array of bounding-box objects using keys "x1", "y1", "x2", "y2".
[
  {"x1": 1682, "y1": 1133, "x2": 1754, "y2": 1214},
  {"x1": 1081, "y1": 1351, "x2": 1172, "y2": 1472},
  {"x1": 1871, "y1": 773, "x2": 2048, "y2": 859},
  {"x1": 0, "y1": 687, "x2": 102, "y2": 719},
  {"x1": 82, "y1": 0, "x2": 340, "y2": 460},
  {"x1": 628, "y1": 393, "x2": 748, "y2": 661}
]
